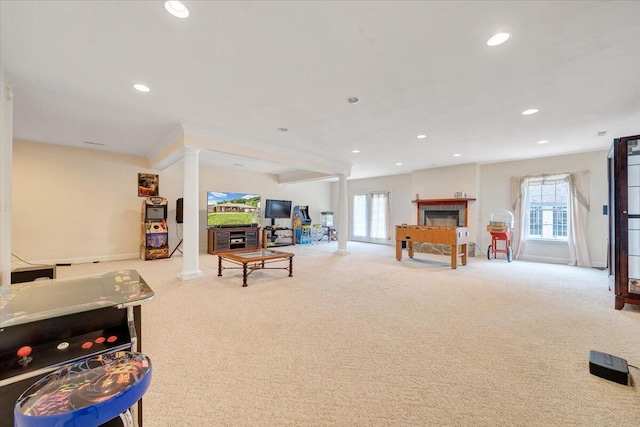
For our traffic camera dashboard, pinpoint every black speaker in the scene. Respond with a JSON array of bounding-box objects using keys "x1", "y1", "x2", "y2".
[
  {"x1": 589, "y1": 350, "x2": 629, "y2": 385},
  {"x1": 11, "y1": 265, "x2": 56, "y2": 284},
  {"x1": 176, "y1": 198, "x2": 183, "y2": 224}
]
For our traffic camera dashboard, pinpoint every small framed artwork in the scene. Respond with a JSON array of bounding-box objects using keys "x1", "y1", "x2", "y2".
[{"x1": 138, "y1": 173, "x2": 159, "y2": 197}]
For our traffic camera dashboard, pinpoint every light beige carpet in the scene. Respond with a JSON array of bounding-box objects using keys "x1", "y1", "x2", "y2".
[{"x1": 56, "y1": 242, "x2": 640, "y2": 426}]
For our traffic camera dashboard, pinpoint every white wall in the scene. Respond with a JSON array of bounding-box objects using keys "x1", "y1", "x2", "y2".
[
  {"x1": 479, "y1": 150, "x2": 609, "y2": 267},
  {"x1": 11, "y1": 141, "x2": 332, "y2": 263},
  {"x1": 12, "y1": 140, "x2": 154, "y2": 264}
]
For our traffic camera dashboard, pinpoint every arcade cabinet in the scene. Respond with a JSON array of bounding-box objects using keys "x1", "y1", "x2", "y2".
[
  {"x1": 0, "y1": 270, "x2": 154, "y2": 426},
  {"x1": 141, "y1": 197, "x2": 169, "y2": 260},
  {"x1": 293, "y1": 205, "x2": 311, "y2": 243}
]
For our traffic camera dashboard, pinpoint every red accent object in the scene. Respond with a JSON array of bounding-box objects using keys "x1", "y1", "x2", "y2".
[
  {"x1": 81, "y1": 342, "x2": 93, "y2": 349},
  {"x1": 17, "y1": 346, "x2": 32, "y2": 358},
  {"x1": 106, "y1": 336, "x2": 117, "y2": 343},
  {"x1": 94, "y1": 337, "x2": 106, "y2": 344},
  {"x1": 488, "y1": 230, "x2": 512, "y2": 262}
]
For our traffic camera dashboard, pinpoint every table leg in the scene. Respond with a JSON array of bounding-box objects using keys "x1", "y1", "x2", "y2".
[
  {"x1": 218, "y1": 256, "x2": 222, "y2": 276},
  {"x1": 461, "y1": 243, "x2": 467, "y2": 265},
  {"x1": 288, "y1": 256, "x2": 293, "y2": 277},
  {"x1": 451, "y1": 245, "x2": 457, "y2": 269},
  {"x1": 408, "y1": 241, "x2": 414, "y2": 258},
  {"x1": 396, "y1": 241, "x2": 402, "y2": 260},
  {"x1": 242, "y1": 263, "x2": 248, "y2": 287}
]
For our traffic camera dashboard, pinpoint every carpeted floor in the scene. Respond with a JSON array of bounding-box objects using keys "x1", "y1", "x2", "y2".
[{"x1": 56, "y1": 242, "x2": 640, "y2": 426}]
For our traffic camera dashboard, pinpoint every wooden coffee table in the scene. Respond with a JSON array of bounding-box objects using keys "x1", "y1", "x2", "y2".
[{"x1": 217, "y1": 249, "x2": 294, "y2": 287}]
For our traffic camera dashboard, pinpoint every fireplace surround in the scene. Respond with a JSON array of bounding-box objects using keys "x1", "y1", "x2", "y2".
[{"x1": 421, "y1": 206, "x2": 465, "y2": 227}]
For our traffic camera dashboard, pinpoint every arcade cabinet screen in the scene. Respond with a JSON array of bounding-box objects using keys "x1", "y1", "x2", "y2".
[
  {"x1": 207, "y1": 191, "x2": 261, "y2": 227},
  {"x1": 146, "y1": 206, "x2": 166, "y2": 220}
]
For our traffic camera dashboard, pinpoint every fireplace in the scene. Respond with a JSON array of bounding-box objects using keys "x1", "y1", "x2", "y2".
[
  {"x1": 414, "y1": 198, "x2": 474, "y2": 227},
  {"x1": 421, "y1": 206, "x2": 465, "y2": 227}
]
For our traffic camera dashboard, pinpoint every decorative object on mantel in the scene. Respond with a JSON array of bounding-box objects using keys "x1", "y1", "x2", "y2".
[
  {"x1": 411, "y1": 197, "x2": 476, "y2": 203},
  {"x1": 454, "y1": 191, "x2": 467, "y2": 198}
]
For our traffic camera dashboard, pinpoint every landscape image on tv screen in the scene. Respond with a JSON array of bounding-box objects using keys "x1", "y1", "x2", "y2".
[{"x1": 207, "y1": 191, "x2": 261, "y2": 227}]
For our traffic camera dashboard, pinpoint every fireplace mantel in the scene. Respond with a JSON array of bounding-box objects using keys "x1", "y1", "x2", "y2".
[
  {"x1": 412, "y1": 198, "x2": 476, "y2": 205},
  {"x1": 412, "y1": 198, "x2": 476, "y2": 227}
]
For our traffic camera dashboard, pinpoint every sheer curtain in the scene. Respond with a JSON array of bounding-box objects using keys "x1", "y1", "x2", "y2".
[
  {"x1": 510, "y1": 172, "x2": 591, "y2": 266},
  {"x1": 352, "y1": 194, "x2": 367, "y2": 239},
  {"x1": 370, "y1": 192, "x2": 391, "y2": 241},
  {"x1": 567, "y1": 171, "x2": 592, "y2": 267},
  {"x1": 511, "y1": 176, "x2": 526, "y2": 259}
]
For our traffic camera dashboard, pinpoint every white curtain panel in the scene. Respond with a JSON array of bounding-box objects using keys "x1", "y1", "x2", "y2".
[
  {"x1": 370, "y1": 192, "x2": 390, "y2": 240},
  {"x1": 510, "y1": 176, "x2": 526, "y2": 259},
  {"x1": 567, "y1": 171, "x2": 592, "y2": 267}
]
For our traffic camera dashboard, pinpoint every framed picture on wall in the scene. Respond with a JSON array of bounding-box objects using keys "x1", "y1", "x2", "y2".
[{"x1": 138, "y1": 173, "x2": 159, "y2": 197}]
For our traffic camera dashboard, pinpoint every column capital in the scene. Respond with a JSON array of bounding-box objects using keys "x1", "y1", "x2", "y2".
[{"x1": 182, "y1": 146, "x2": 200, "y2": 156}]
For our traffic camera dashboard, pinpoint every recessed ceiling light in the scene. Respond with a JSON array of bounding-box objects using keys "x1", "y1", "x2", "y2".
[
  {"x1": 537, "y1": 140, "x2": 549, "y2": 144},
  {"x1": 487, "y1": 32, "x2": 511, "y2": 46},
  {"x1": 522, "y1": 108, "x2": 539, "y2": 115},
  {"x1": 395, "y1": 162, "x2": 403, "y2": 166},
  {"x1": 165, "y1": 1, "x2": 189, "y2": 18},
  {"x1": 277, "y1": 127, "x2": 288, "y2": 132},
  {"x1": 352, "y1": 149, "x2": 360, "y2": 153},
  {"x1": 83, "y1": 141, "x2": 105, "y2": 146},
  {"x1": 133, "y1": 84, "x2": 150, "y2": 93},
  {"x1": 597, "y1": 130, "x2": 608, "y2": 137},
  {"x1": 233, "y1": 163, "x2": 244, "y2": 167},
  {"x1": 453, "y1": 153, "x2": 462, "y2": 157},
  {"x1": 347, "y1": 97, "x2": 360, "y2": 104},
  {"x1": 417, "y1": 134, "x2": 427, "y2": 139}
]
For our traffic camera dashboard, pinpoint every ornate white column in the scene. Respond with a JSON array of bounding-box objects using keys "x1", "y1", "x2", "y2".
[
  {"x1": 336, "y1": 173, "x2": 349, "y2": 255},
  {"x1": 178, "y1": 147, "x2": 204, "y2": 280},
  {"x1": 0, "y1": 73, "x2": 14, "y2": 288}
]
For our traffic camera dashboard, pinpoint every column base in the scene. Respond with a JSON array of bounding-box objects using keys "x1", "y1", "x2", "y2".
[
  {"x1": 335, "y1": 249, "x2": 350, "y2": 255},
  {"x1": 177, "y1": 270, "x2": 204, "y2": 281}
]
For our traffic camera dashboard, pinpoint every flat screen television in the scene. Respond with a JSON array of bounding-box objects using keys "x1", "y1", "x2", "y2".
[
  {"x1": 207, "y1": 191, "x2": 261, "y2": 227},
  {"x1": 264, "y1": 199, "x2": 292, "y2": 219}
]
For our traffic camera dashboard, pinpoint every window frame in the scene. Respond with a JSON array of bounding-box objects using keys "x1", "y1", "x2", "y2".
[{"x1": 524, "y1": 176, "x2": 570, "y2": 242}]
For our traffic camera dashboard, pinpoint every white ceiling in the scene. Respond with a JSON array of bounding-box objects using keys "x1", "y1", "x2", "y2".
[{"x1": 1, "y1": 1, "x2": 639, "y2": 180}]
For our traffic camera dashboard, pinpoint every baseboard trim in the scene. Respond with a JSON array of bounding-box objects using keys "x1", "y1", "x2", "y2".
[
  {"x1": 34, "y1": 253, "x2": 140, "y2": 266},
  {"x1": 177, "y1": 270, "x2": 204, "y2": 281},
  {"x1": 522, "y1": 255, "x2": 571, "y2": 265},
  {"x1": 523, "y1": 255, "x2": 607, "y2": 268}
]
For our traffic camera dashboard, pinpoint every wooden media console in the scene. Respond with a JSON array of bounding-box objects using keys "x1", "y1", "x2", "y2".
[{"x1": 395, "y1": 225, "x2": 469, "y2": 269}]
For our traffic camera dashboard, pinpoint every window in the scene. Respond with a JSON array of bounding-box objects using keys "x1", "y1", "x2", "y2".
[
  {"x1": 351, "y1": 191, "x2": 391, "y2": 243},
  {"x1": 525, "y1": 176, "x2": 569, "y2": 240}
]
